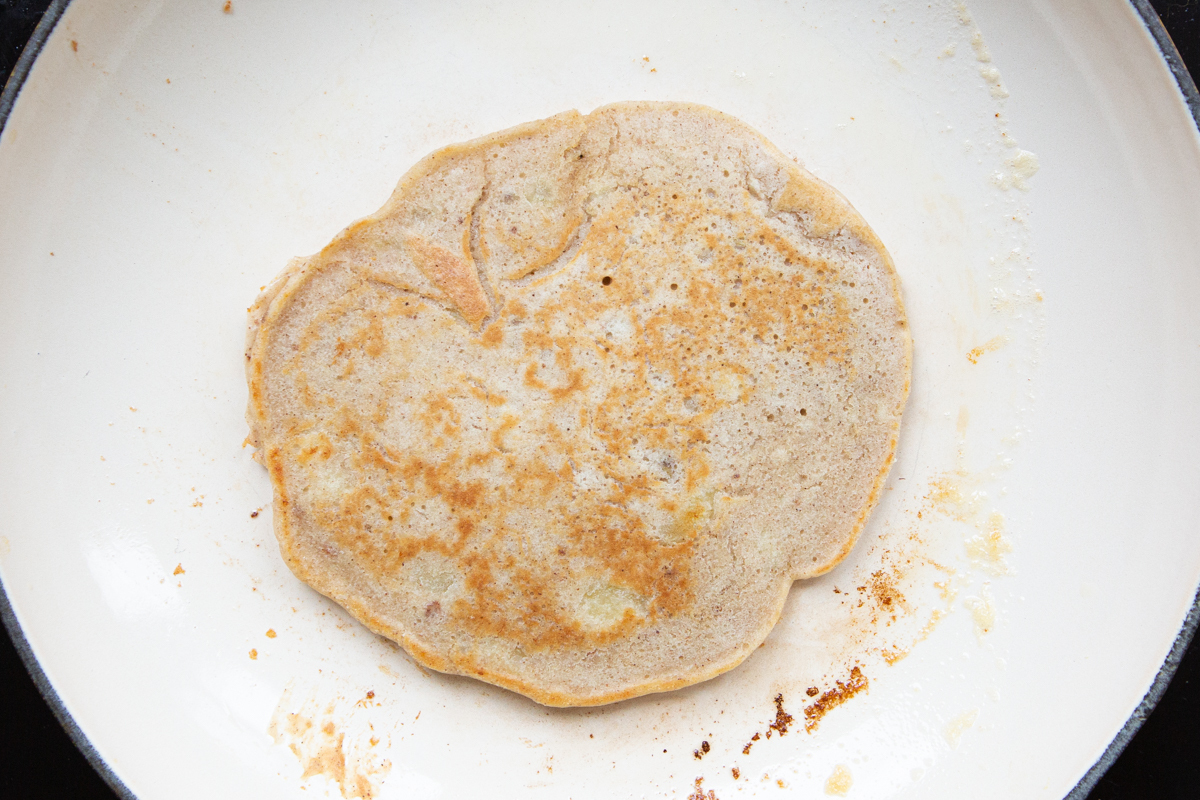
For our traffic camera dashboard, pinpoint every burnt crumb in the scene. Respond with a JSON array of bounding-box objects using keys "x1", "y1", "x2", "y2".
[
  {"x1": 766, "y1": 694, "x2": 794, "y2": 737},
  {"x1": 739, "y1": 691, "x2": 803, "y2": 755},
  {"x1": 688, "y1": 777, "x2": 718, "y2": 800},
  {"x1": 803, "y1": 666, "x2": 868, "y2": 732},
  {"x1": 250, "y1": 509, "x2": 260, "y2": 518},
  {"x1": 366, "y1": 690, "x2": 375, "y2": 699},
  {"x1": 693, "y1": 740, "x2": 711, "y2": 759},
  {"x1": 731, "y1": 767, "x2": 740, "y2": 779},
  {"x1": 806, "y1": 686, "x2": 819, "y2": 697},
  {"x1": 869, "y1": 569, "x2": 903, "y2": 619}
]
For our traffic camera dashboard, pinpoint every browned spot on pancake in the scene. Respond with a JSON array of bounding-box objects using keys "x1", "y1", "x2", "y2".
[
  {"x1": 481, "y1": 320, "x2": 504, "y2": 347},
  {"x1": 296, "y1": 433, "x2": 333, "y2": 465},
  {"x1": 522, "y1": 362, "x2": 546, "y2": 390},
  {"x1": 404, "y1": 233, "x2": 491, "y2": 327},
  {"x1": 336, "y1": 314, "x2": 386, "y2": 359}
]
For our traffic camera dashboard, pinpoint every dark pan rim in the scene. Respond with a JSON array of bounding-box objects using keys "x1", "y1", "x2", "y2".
[{"x1": 0, "y1": 2, "x2": 1198, "y2": 799}]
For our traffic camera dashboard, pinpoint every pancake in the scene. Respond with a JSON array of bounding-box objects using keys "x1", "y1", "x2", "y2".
[{"x1": 244, "y1": 102, "x2": 910, "y2": 706}]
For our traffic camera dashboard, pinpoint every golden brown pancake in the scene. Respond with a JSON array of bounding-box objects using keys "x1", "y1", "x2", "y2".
[{"x1": 245, "y1": 102, "x2": 910, "y2": 706}]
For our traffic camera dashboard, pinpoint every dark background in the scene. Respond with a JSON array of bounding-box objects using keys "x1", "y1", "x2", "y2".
[{"x1": 1, "y1": 0, "x2": 1198, "y2": 797}]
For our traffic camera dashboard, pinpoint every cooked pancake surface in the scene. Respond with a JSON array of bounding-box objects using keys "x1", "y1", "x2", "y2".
[{"x1": 245, "y1": 102, "x2": 910, "y2": 706}]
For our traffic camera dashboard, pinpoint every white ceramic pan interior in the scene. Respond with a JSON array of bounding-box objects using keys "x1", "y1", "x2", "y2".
[{"x1": 1, "y1": 1, "x2": 1198, "y2": 798}]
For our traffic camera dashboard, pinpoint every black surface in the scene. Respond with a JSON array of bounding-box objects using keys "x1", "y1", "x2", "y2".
[
  {"x1": 1, "y1": 2, "x2": 1199, "y2": 798},
  {"x1": 0, "y1": 0, "x2": 45, "y2": 77},
  {"x1": 0, "y1": 602, "x2": 118, "y2": 799},
  {"x1": 1156, "y1": 1, "x2": 1200, "y2": 79}
]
